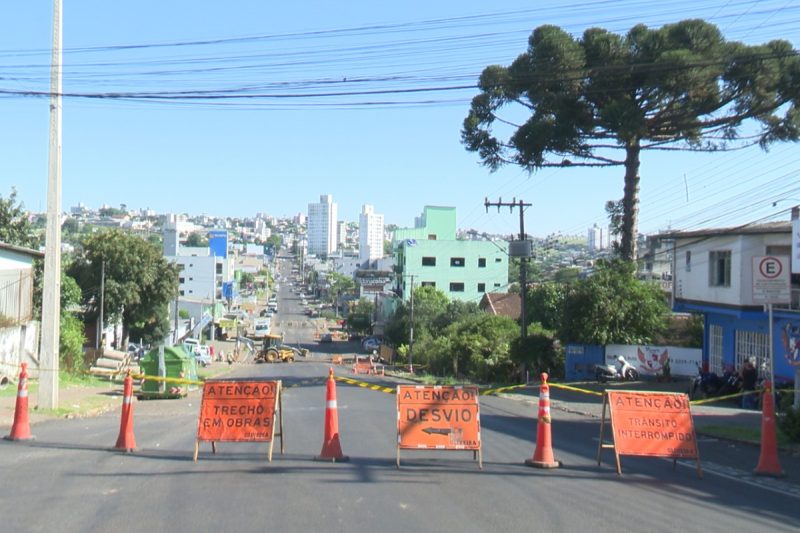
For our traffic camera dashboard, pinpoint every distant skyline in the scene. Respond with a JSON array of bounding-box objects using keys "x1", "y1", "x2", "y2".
[{"x1": 2, "y1": 1, "x2": 799, "y2": 240}]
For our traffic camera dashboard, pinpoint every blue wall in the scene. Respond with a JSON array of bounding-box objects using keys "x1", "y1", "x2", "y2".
[
  {"x1": 704, "y1": 308, "x2": 799, "y2": 383},
  {"x1": 565, "y1": 344, "x2": 604, "y2": 381}
]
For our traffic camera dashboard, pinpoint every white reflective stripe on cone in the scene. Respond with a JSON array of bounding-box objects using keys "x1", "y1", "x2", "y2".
[{"x1": 327, "y1": 400, "x2": 337, "y2": 409}]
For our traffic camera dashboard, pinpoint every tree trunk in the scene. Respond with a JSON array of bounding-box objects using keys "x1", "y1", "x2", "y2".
[{"x1": 620, "y1": 142, "x2": 641, "y2": 262}]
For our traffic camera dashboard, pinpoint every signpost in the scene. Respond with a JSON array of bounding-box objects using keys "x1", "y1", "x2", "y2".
[
  {"x1": 396, "y1": 385, "x2": 482, "y2": 468},
  {"x1": 752, "y1": 256, "x2": 791, "y2": 391},
  {"x1": 194, "y1": 379, "x2": 283, "y2": 462}
]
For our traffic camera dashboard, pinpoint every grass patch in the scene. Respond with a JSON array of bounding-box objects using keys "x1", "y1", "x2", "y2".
[{"x1": 696, "y1": 424, "x2": 797, "y2": 450}]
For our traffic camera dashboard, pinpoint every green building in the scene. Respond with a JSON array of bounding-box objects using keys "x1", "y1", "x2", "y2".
[{"x1": 393, "y1": 206, "x2": 508, "y2": 302}]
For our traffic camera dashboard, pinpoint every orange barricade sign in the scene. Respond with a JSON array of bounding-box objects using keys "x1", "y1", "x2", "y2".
[
  {"x1": 597, "y1": 390, "x2": 701, "y2": 477},
  {"x1": 396, "y1": 385, "x2": 482, "y2": 468},
  {"x1": 193, "y1": 379, "x2": 284, "y2": 462}
]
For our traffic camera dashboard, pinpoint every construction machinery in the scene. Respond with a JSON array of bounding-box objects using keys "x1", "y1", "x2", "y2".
[{"x1": 257, "y1": 333, "x2": 310, "y2": 363}]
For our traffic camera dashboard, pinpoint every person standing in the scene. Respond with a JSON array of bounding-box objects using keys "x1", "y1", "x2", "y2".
[{"x1": 740, "y1": 358, "x2": 758, "y2": 409}]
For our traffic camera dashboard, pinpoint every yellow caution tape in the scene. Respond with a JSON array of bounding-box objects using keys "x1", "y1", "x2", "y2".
[
  {"x1": 548, "y1": 382, "x2": 604, "y2": 396},
  {"x1": 480, "y1": 383, "x2": 531, "y2": 396},
  {"x1": 689, "y1": 389, "x2": 752, "y2": 405}
]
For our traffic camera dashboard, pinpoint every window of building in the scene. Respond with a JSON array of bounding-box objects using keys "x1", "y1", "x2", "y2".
[
  {"x1": 179, "y1": 277, "x2": 185, "y2": 284},
  {"x1": 216, "y1": 264, "x2": 223, "y2": 275},
  {"x1": 450, "y1": 257, "x2": 465, "y2": 267},
  {"x1": 477, "y1": 283, "x2": 486, "y2": 292},
  {"x1": 735, "y1": 330, "x2": 768, "y2": 378},
  {"x1": 495, "y1": 258, "x2": 502, "y2": 263},
  {"x1": 709, "y1": 325, "x2": 723, "y2": 375},
  {"x1": 494, "y1": 283, "x2": 501, "y2": 287},
  {"x1": 449, "y1": 282, "x2": 465, "y2": 292},
  {"x1": 422, "y1": 256, "x2": 436, "y2": 267},
  {"x1": 685, "y1": 251, "x2": 691, "y2": 272},
  {"x1": 766, "y1": 245, "x2": 791, "y2": 256},
  {"x1": 708, "y1": 250, "x2": 731, "y2": 287},
  {"x1": 421, "y1": 281, "x2": 436, "y2": 288},
  {"x1": 177, "y1": 264, "x2": 185, "y2": 272},
  {"x1": 179, "y1": 290, "x2": 185, "y2": 296},
  {"x1": 478, "y1": 258, "x2": 486, "y2": 268},
  {"x1": 428, "y1": 234, "x2": 437, "y2": 240}
]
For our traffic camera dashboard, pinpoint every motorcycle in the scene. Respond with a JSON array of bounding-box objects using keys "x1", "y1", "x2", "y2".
[
  {"x1": 689, "y1": 366, "x2": 742, "y2": 402},
  {"x1": 595, "y1": 356, "x2": 640, "y2": 383}
]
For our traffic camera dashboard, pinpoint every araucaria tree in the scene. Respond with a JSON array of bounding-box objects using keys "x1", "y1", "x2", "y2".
[{"x1": 463, "y1": 19, "x2": 800, "y2": 260}]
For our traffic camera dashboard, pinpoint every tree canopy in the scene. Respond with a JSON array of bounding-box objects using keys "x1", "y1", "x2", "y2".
[
  {"x1": 0, "y1": 188, "x2": 37, "y2": 248},
  {"x1": 560, "y1": 260, "x2": 669, "y2": 345},
  {"x1": 68, "y1": 229, "x2": 179, "y2": 345},
  {"x1": 463, "y1": 19, "x2": 800, "y2": 260}
]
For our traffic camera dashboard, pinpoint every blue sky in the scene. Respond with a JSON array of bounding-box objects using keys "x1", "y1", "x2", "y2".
[{"x1": 1, "y1": 1, "x2": 799, "y2": 240}]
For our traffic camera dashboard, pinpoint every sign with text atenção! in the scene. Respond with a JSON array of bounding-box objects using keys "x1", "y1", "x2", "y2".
[
  {"x1": 607, "y1": 391, "x2": 698, "y2": 459},
  {"x1": 197, "y1": 380, "x2": 279, "y2": 442},
  {"x1": 397, "y1": 385, "x2": 481, "y2": 450}
]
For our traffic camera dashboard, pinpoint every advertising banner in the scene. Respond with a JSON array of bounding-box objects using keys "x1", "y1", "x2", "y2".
[{"x1": 605, "y1": 345, "x2": 702, "y2": 377}]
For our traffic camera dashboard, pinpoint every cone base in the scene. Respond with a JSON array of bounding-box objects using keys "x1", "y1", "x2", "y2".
[
  {"x1": 754, "y1": 465, "x2": 784, "y2": 477},
  {"x1": 113, "y1": 445, "x2": 137, "y2": 453},
  {"x1": 4, "y1": 434, "x2": 35, "y2": 442},
  {"x1": 314, "y1": 455, "x2": 350, "y2": 462},
  {"x1": 525, "y1": 458, "x2": 560, "y2": 469}
]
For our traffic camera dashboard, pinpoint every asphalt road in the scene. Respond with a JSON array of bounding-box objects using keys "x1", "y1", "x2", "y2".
[
  {"x1": 1, "y1": 258, "x2": 797, "y2": 532},
  {"x1": 1, "y1": 359, "x2": 798, "y2": 532}
]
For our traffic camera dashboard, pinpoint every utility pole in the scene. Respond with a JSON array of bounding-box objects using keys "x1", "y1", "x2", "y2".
[
  {"x1": 408, "y1": 274, "x2": 415, "y2": 374},
  {"x1": 39, "y1": 0, "x2": 63, "y2": 410},
  {"x1": 485, "y1": 197, "x2": 532, "y2": 374},
  {"x1": 96, "y1": 260, "x2": 105, "y2": 351}
]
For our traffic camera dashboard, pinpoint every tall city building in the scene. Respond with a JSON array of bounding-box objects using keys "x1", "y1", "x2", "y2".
[
  {"x1": 337, "y1": 220, "x2": 347, "y2": 249},
  {"x1": 359, "y1": 204, "x2": 385, "y2": 263},
  {"x1": 588, "y1": 223, "x2": 605, "y2": 252},
  {"x1": 307, "y1": 194, "x2": 338, "y2": 256}
]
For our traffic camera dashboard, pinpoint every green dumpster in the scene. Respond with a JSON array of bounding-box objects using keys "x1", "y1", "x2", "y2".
[{"x1": 138, "y1": 345, "x2": 198, "y2": 399}]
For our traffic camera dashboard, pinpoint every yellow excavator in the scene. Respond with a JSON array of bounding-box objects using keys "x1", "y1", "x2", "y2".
[{"x1": 257, "y1": 333, "x2": 309, "y2": 363}]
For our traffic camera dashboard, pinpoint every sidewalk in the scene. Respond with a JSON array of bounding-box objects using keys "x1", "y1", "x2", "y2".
[{"x1": 0, "y1": 380, "x2": 124, "y2": 429}]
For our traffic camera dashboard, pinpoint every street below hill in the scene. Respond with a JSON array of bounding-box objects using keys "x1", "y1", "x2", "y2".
[{"x1": 1, "y1": 352, "x2": 799, "y2": 532}]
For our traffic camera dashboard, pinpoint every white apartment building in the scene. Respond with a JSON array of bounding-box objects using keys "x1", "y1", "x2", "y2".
[
  {"x1": 588, "y1": 223, "x2": 605, "y2": 252},
  {"x1": 359, "y1": 204, "x2": 385, "y2": 263},
  {"x1": 308, "y1": 194, "x2": 338, "y2": 257}
]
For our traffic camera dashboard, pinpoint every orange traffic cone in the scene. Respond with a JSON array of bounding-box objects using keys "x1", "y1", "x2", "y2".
[
  {"x1": 754, "y1": 381, "x2": 783, "y2": 476},
  {"x1": 5, "y1": 363, "x2": 34, "y2": 441},
  {"x1": 525, "y1": 372, "x2": 560, "y2": 469},
  {"x1": 114, "y1": 371, "x2": 137, "y2": 452},
  {"x1": 314, "y1": 368, "x2": 349, "y2": 462}
]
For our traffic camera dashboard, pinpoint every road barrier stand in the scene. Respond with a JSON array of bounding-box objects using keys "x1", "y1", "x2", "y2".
[
  {"x1": 755, "y1": 381, "x2": 784, "y2": 477},
  {"x1": 194, "y1": 379, "x2": 283, "y2": 462},
  {"x1": 5, "y1": 363, "x2": 34, "y2": 441},
  {"x1": 525, "y1": 373, "x2": 560, "y2": 469},
  {"x1": 396, "y1": 384, "x2": 482, "y2": 469},
  {"x1": 114, "y1": 371, "x2": 137, "y2": 452},
  {"x1": 315, "y1": 368, "x2": 349, "y2": 462},
  {"x1": 597, "y1": 390, "x2": 701, "y2": 477}
]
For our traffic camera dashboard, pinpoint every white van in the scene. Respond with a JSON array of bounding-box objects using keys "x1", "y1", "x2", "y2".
[{"x1": 253, "y1": 317, "x2": 271, "y2": 339}]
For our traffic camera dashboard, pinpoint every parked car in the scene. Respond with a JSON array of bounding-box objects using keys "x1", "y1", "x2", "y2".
[
  {"x1": 362, "y1": 337, "x2": 381, "y2": 353},
  {"x1": 194, "y1": 347, "x2": 212, "y2": 367},
  {"x1": 319, "y1": 333, "x2": 333, "y2": 343}
]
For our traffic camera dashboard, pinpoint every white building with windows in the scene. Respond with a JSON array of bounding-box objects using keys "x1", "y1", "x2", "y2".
[
  {"x1": 660, "y1": 219, "x2": 799, "y2": 384},
  {"x1": 359, "y1": 204, "x2": 385, "y2": 263},
  {"x1": 307, "y1": 194, "x2": 338, "y2": 257},
  {"x1": 587, "y1": 224, "x2": 605, "y2": 251}
]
